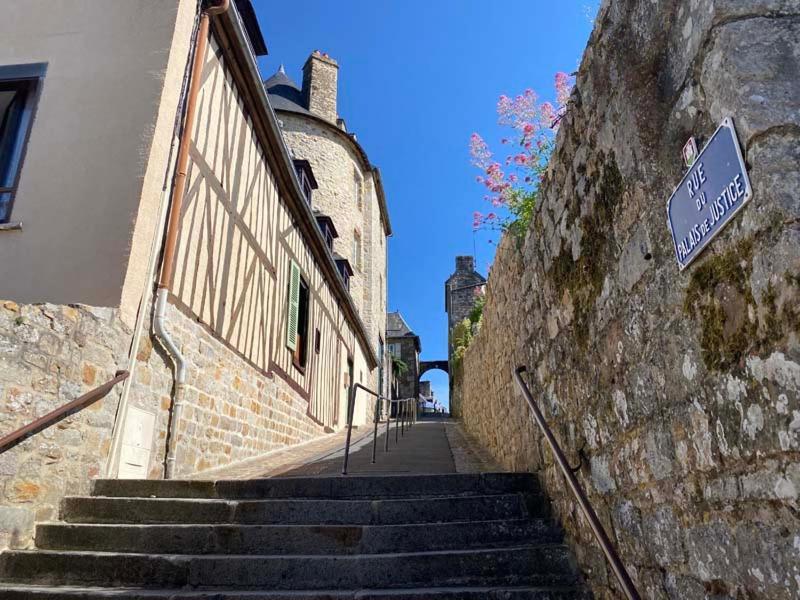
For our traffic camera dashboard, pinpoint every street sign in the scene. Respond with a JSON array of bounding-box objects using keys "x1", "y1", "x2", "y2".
[{"x1": 666, "y1": 117, "x2": 752, "y2": 271}]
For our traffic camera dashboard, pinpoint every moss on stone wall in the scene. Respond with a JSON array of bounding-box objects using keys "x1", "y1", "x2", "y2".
[
  {"x1": 683, "y1": 239, "x2": 757, "y2": 371},
  {"x1": 548, "y1": 153, "x2": 624, "y2": 346}
]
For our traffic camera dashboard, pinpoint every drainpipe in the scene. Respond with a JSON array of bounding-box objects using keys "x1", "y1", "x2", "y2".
[{"x1": 158, "y1": 0, "x2": 230, "y2": 479}]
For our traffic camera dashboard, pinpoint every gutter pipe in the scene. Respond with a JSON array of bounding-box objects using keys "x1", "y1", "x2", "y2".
[{"x1": 158, "y1": 0, "x2": 229, "y2": 479}]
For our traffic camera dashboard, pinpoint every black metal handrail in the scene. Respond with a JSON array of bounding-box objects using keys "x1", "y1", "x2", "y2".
[
  {"x1": 0, "y1": 370, "x2": 130, "y2": 455},
  {"x1": 341, "y1": 383, "x2": 416, "y2": 475},
  {"x1": 513, "y1": 366, "x2": 641, "y2": 600}
]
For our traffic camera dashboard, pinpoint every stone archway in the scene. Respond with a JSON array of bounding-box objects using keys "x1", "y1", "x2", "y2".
[
  {"x1": 418, "y1": 361, "x2": 449, "y2": 416},
  {"x1": 419, "y1": 360, "x2": 449, "y2": 377}
]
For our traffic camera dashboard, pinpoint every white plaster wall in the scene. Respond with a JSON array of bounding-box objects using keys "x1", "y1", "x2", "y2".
[{"x1": 0, "y1": 0, "x2": 185, "y2": 317}]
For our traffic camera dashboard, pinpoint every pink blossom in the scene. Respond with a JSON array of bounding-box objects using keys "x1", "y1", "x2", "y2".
[{"x1": 555, "y1": 71, "x2": 573, "y2": 108}]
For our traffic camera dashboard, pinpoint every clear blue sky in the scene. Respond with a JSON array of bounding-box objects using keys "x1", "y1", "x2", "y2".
[{"x1": 254, "y1": 1, "x2": 598, "y2": 406}]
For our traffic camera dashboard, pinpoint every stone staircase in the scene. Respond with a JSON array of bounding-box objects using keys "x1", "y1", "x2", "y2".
[{"x1": 0, "y1": 473, "x2": 589, "y2": 599}]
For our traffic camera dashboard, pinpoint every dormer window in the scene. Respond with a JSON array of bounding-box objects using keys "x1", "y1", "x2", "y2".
[
  {"x1": 293, "y1": 159, "x2": 318, "y2": 205},
  {"x1": 333, "y1": 254, "x2": 353, "y2": 291},
  {"x1": 314, "y1": 213, "x2": 338, "y2": 252}
]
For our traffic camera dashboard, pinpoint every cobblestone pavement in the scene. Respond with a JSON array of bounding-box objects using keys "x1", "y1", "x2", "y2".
[{"x1": 187, "y1": 417, "x2": 502, "y2": 479}]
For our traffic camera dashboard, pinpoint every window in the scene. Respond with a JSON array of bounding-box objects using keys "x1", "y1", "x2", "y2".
[
  {"x1": 315, "y1": 214, "x2": 338, "y2": 252},
  {"x1": 335, "y1": 256, "x2": 353, "y2": 291},
  {"x1": 354, "y1": 171, "x2": 363, "y2": 212},
  {"x1": 293, "y1": 159, "x2": 317, "y2": 206},
  {"x1": 314, "y1": 328, "x2": 321, "y2": 354},
  {"x1": 286, "y1": 260, "x2": 310, "y2": 370},
  {"x1": 0, "y1": 63, "x2": 46, "y2": 223},
  {"x1": 389, "y1": 343, "x2": 401, "y2": 358},
  {"x1": 299, "y1": 170, "x2": 312, "y2": 204},
  {"x1": 352, "y1": 230, "x2": 362, "y2": 271}
]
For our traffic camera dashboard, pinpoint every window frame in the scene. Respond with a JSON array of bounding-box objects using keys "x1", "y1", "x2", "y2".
[
  {"x1": 293, "y1": 276, "x2": 310, "y2": 371},
  {"x1": 352, "y1": 229, "x2": 362, "y2": 271},
  {"x1": 0, "y1": 62, "x2": 47, "y2": 224},
  {"x1": 354, "y1": 170, "x2": 363, "y2": 212}
]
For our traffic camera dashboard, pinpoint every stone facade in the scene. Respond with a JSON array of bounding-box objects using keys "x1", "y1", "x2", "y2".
[
  {"x1": 387, "y1": 311, "x2": 421, "y2": 402},
  {"x1": 123, "y1": 301, "x2": 333, "y2": 479},
  {"x1": 0, "y1": 301, "x2": 129, "y2": 549},
  {"x1": 445, "y1": 256, "x2": 485, "y2": 360},
  {"x1": 452, "y1": 1, "x2": 800, "y2": 599}
]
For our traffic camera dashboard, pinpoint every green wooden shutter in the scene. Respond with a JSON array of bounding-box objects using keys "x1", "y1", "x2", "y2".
[{"x1": 286, "y1": 260, "x2": 301, "y2": 351}]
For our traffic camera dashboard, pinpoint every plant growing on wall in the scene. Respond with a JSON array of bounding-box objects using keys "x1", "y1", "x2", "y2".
[
  {"x1": 391, "y1": 355, "x2": 409, "y2": 378},
  {"x1": 451, "y1": 287, "x2": 487, "y2": 368},
  {"x1": 470, "y1": 72, "x2": 573, "y2": 239}
]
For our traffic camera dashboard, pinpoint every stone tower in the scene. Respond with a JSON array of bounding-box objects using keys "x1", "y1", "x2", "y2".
[
  {"x1": 264, "y1": 53, "x2": 392, "y2": 400},
  {"x1": 445, "y1": 256, "x2": 486, "y2": 359}
]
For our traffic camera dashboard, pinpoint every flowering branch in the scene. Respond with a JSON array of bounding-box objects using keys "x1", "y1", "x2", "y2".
[{"x1": 470, "y1": 72, "x2": 574, "y2": 238}]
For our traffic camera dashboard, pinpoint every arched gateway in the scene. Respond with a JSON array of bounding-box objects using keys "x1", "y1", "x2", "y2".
[{"x1": 419, "y1": 360, "x2": 449, "y2": 377}]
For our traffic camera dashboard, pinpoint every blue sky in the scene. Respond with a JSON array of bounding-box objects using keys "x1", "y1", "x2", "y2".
[{"x1": 254, "y1": 1, "x2": 598, "y2": 406}]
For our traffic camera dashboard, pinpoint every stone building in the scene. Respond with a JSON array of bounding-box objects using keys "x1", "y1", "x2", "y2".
[
  {"x1": 0, "y1": 0, "x2": 384, "y2": 549},
  {"x1": 264, "y1": 54, "x2": 392, "y2": 401},
  {"x1": 386, "y1": 311, "x2": 420, "y2": 403},
  {"x1": 445, "y1": 256, "x2": 485, "y2": 358}
]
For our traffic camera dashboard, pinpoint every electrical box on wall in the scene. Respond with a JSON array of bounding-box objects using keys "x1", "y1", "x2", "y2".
[{"x1": 117, "y1": 406, "x2": 155, "y2": 479}]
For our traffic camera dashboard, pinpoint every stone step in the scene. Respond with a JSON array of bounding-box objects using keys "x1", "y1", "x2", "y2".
[
  {"x1": 0, "y1": 546, "x2": 577, "y2": 589},
  {"x1": 35, "y1": 518, "x2": 561, "y2": 555},
  {"x1": 60, "y1": 493, "x2": 543, "y2": 525},
  {"x1": 90, "y1": 473, "x2": 539, "y2": 500},
  {"x1": 0, "y1": 584, "x2": 590, "y2": 599}
]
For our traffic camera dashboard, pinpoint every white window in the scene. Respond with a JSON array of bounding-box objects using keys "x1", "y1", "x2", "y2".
[
  {"x1": 352, "y1": 230, "x2": 362, "y2": 271},
  {"x1": 354, "y1": 170, "x2": 363, "y2": 212}
]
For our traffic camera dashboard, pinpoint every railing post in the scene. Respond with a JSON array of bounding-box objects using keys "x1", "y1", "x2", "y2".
[
  {"x1": 371, "y1": 394, "x2": 381, "y2": 464},
  {"x1": 384, "y1": 402, "x2": 391, "y2": 452},
  {"x1": 341, "y1": 384, "x2": 356, "y2": 475},
  {"x1": 514, "y1": 366, "x2": 641, "y2": 600},
  {"x1": 395, "y1": 401, "x2": 400, "y2": 444}
]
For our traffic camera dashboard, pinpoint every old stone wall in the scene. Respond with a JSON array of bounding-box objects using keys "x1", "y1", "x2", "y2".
[
  {"x1": 0, "y1": 301, "x2": 129, "y2": 549},
  {"x1": 453, "y1": 1, "x2": 800, "y2": 599},
  {"x1": 125, "y1": 301, "x2": 333, "y2": 479}
]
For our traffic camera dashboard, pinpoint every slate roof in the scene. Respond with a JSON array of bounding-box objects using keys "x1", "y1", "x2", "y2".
[
  {"x1": 263, "y1": 66, "x2": 310, "y2": 115},
  {"x1": 234, "y1": 0, "x2": 268, "y2": 56},
  {"x1": 263, "y1": 66, "x2": 393, "y2": 237},
  {"x1": 387, "y1": 311, "x2": 419, "y2": 338}
]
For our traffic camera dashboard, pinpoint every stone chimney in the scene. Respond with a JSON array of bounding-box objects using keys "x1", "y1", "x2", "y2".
[
  {"x1": 455, "y1": 256, "x2": 475, "y2": 273},
  {"x1": 302, "y1": 50, "x2": 339, "y2": 123}
]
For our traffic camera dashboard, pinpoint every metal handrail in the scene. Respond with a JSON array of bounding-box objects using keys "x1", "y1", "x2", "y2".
[
  {"x1": 0, "y1": 370, "x2": 130, "y2": 455},
  {"x1": 385, "y1": 397, "x2": 415, "y2": 450},
  {"x1": 341, "y1": 382, "x2": 417, "y2": 475},
  {"x1": 513, "y1": 366, "x2": 641, "y2": 600}
]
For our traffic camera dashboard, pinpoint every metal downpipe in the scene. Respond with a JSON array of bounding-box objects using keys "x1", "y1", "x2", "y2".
[{"x1": 158, "y1": 0, "x2": 229, "y2": 479}]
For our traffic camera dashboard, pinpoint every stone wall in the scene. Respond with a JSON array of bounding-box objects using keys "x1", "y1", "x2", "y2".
[
  {"x1": 453, "y1": 1, "x2": 800, "y2": 599},
  {"x1": 0, "y1": 301, "x2": 129, "y2": 549},
  {"x1": 125, "y1": 301, "x2": 332, "y2": 479}
]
